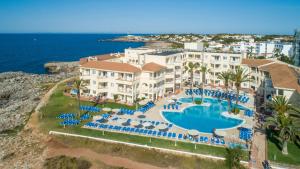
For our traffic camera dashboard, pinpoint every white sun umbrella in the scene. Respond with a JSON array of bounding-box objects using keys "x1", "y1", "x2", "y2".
[
  {"x1": 103, "y1": 107, "x2": 112, "y2": 111},
  {"x1": 167, "y1": 99, "x2": 175, "y2": 104},
  {"x1": 215, "y1": 130, "x2": 227, "y2": 137},
  {"x1": 188, "y1": 129, "x2": 199, "y2": 136},
  {"x1": 143, "y1": 121, "x2": 153, "y2": 127},
  {"x1": 130, "y1": 120, "x2": 140, "y2": 126},
  {"x1": 156, "y1": 123, "x2": 168, "y2": 130},
  {"x1": 117, "y1": 118, "x2": 128, "y2": 124},
  {"x1": 241, "y1": 123, "x2": 253, "y2": 129},
  {"x1": 112, "y1": 108, "x2": 120, "y2": 113}
]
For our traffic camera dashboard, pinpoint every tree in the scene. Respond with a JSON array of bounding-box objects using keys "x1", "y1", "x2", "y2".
[
  {"x1": 246, "y1": 46, "x2": 254, "y2": 59},
  {"x1": 266, "y1": 96, "x2": 300, "y2": 154},
  {"x1": 113, "y1": 94, "x2": 119, "y2": 103},
  {"x1": 273, "y1": 48, "x2": 282, "y2": 58},
  {"x1": 217, "y1": 70, "x2": 232, "y2": 111},
  {"x1": 225, "y1": 147, "x2": 244, "y2": 169},
  {"x1": 185, "y1": 62, "x2": 200, "y2": 103},
  {"x1": 230, "y1": 67, "x2": 251, "y2": 106},
  {"x1": 199, "y1": 66, "x2": 210, "y2": 102},
  {"x1": 265, "y1": 112, "x2": 296, "y2": 155},
  {"x1": 73, "y1": 79, "x2": 87, "y2": 117}
]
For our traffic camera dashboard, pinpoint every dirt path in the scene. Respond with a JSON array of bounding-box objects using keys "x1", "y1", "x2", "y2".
[
  {"x1": 46, "y1": 142, "x2": 165, "y2": 169},
  {"x1": 250, "y1": 122, "x2": 266, "y2": 169}
]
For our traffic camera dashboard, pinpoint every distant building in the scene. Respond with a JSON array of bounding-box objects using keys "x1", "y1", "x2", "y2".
[
  {"x1": 184, "y1": 42, "x2": 204, "y2": 51},
  {"x1": 293, "y1": 29, "x2": 300, "y2": 66}
]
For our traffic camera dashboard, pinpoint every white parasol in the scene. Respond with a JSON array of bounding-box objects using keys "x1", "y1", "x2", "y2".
[
  {"x1": 143, "y1": 121, "x2": 153, "y2": 127},
  {"x1": 112, "y1": 108, "x2": 120, "y2": 113},
  {"x1": 130, "y1": 120, "x2": 140, "y2": 126},
  {"x1": 103, "y1": 107, "x2": 112, "y2": 111},
  {"x1": 117, "y1": 118, "x2": 128, "y2": 124},
  {"x1": 215, "y1": 130, "x2": 227, "y2": 137},
  {"x1": 156, "y1": 123, "x2": 168, "y2": 130},
  {"x1": 188, "y1": 129, "x2": 199, "y2": 136}
]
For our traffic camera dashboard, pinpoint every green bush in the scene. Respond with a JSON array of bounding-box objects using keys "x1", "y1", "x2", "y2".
[
  {"x1": 43, "y1": 155, "x2": 92, "y2": 169},
  {"x1": 231, "y1": 107, "x2": 240, "y2": 115},
  {"x1": 225, "y1": 147, "x2": 245, "y2": 169},
  {"x1": 195, "y1": 100, "x2": 202, "y2": 105}
]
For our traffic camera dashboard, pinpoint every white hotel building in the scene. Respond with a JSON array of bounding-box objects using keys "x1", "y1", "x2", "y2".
[{"x1": 79, "y1": 44, "x2": 300, "y2": 104}]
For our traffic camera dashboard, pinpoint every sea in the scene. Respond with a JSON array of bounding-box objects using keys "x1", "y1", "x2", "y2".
[{"x1": 0, "y1": 34, "x2": 145, "y2": 74}]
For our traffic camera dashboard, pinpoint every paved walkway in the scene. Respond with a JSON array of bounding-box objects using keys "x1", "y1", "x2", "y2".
[{"x1": 249, "y1": 119, "x2": 266, "y2": 169}]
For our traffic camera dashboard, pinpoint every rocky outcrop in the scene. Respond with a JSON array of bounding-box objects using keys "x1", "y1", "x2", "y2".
[
  {"x1": 0, "y1": 72, "x2": 74, "y2": 133},
  {"x1": 44, "y1": 61, "x2": 79, "y2": 74}
]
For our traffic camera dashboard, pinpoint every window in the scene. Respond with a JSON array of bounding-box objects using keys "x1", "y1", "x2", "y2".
[
  {"x1": 93, "y1": 90, "x2": 96, "y2": 94},
  {"x1": 278, "y1": 89, "x2": 284, "y2": 95},
  {"x1": 223, "y1": 65, "x2": 228, "y2": 68},
  {"x1": 111, "y1": 72, "x2": 114, "y2": 77},
  {"x1": 93, "y1": 80, "x2": 96, "y2": 85},
  {"x1": 223, "y1": 56, "x2": 227, "y2": 60},
  {"x1": 92, "y1": 69, "x2": 96, "y2": 75}
]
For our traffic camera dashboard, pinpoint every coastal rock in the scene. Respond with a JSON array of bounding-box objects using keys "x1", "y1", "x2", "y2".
[
  {"x1": 0, "y1": 72, "x2": 74, "y2": 133},
  {"x1": 44, "y1": 61, "x2": 79, "y2": 74}
]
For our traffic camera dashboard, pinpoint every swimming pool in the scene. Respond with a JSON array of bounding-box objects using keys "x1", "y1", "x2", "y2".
[{"x1": 162, "y1": 97, "x2": 248, "y2": 133}]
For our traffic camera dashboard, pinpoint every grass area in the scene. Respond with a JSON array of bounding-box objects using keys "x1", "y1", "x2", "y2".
[
  {"x1": 55, "y1": 135, "x2": 230, "y2": 169},
  {"x1": 267, "y1": 130, "x2": 300, "y2": 166},
  {"x1": 39, "y1": 81, "x2": 249, "y2": 162}
]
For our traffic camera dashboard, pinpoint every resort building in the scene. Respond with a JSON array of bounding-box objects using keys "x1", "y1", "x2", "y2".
[
  {"x1": 241, "y1": 59, "x2": 300, "y2": 104},
  {"x1": 293, "y1": 29, "x2": 300, "y2": 66},
  {"x1": 79, "y1": 46, "x2": 300, "y2": 105}
]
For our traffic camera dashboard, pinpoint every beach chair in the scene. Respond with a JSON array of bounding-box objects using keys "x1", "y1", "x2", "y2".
[{"x1": 178, "y1": 134, "x2": 183, "y2": 140}]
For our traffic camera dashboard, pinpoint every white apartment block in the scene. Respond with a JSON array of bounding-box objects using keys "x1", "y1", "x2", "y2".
[{"x1": 79, "y1": 46, "x2": 300, "y2": 105}]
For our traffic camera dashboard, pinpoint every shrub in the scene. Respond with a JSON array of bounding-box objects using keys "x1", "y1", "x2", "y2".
[
  {"x1": 231, "y1": 107, "x2": 240, "y2": 115},
  {"x1": 225, "y1": 147, "x2": 245, "y2": 169},
  {"x1": 43, "y1": 155, "x2": 92, "y2": 169},
  {"x1": 195, "y1": 100, "x2": 202, "y2": 105}
]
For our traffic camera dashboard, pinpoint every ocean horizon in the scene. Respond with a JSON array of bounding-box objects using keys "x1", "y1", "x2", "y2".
[{"x1": 0, "y1": 33, "x2": 145, "y2": 74}]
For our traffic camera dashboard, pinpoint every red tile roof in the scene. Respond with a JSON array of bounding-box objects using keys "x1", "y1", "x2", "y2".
[
  {"x1": 242, "y1": 59, "x2": 274, "y2": 67},
  {"x1": 80, "y1": 61, "x2": 141, "y2": 73},
  {"x1": 142, "y1": 62, "x2": 166, "y2": 72},
  {"x1": 259, "y1": 63, "x2": 300, "y2": 92}
]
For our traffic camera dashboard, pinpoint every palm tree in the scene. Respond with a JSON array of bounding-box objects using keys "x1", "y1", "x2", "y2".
[
  {"x1": 185, "y1": 62, "x2": 200, "y2": 103},
  {"x1": 269, "y1": 96, "x2": 292, "y2": 116},
  {"x1": 230, "y1": 67, "x2": 251, "y2": 106},
  {"x1": 246, "y1": 46, "x2": 254, "y2": 59},
  {"x1": 265, "y1": 113, "x2": 296, "y2": 155},
  {"x1": 273, "y1": 48, "x2": 282, "y2": 58},
  {"x1": 199, "y1": 65, "x2": 210, "y2": 102},
  {"x1": 217, "y1": 70, "x2": 232, "y2": 111},
  {"x1": 225, "y1": 146, "x2": 244, "y2": 169},
  {"x1": 73, "y1": 79, "x2": 87, "y2": 117}
]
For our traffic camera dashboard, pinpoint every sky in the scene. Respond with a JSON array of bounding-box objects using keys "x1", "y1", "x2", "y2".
[{"x1": 0, "y1": 0, "x2": 300, "y2": 34}]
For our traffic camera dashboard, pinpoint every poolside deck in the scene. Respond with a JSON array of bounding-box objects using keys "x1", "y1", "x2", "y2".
[{"x1": 82, "y1": 88, "x2": 255, "y2": 149}]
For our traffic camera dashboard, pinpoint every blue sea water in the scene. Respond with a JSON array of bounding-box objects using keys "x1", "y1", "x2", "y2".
[
  {"x1": 0, "y1": 34, "x2": 145, "y2": 74},
  {"x1": 162, "y1": 98, "x2": 247, "y2": 133}
]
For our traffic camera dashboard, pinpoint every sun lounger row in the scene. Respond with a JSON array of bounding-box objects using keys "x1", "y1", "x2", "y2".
[
  {"x1": 244, "y1": 109, "x2": 254, "y2": 117},
  {"x1": 80, "y1": 105, "x2": 100, "y2": 112},
  {"x1": 185, "y1": 89, "x2": 250, "y2": 103},
  {"x1": 85, "y1": 122, "x2": 226, "y2": 146},
  {"x1": 119, "y1": 108, "x2": 135, "y2": 115},
  {"x1": 138, "y1": 101, "x2": 155, "y2": 113},
  {"x1": 57, "y1": 113, "x2": 75, "y2": 119},
  {"x1": 239, "y1": 128, "x2": 253, "y2": 141},
  {"x1": 163, "y1": 104, "x2": 179, "y2": 110},
  {"x1": 60, "y1": 119, "x2": 80, "y2": 126},
  {"x1": 80, "y1": 114, "x2": 90, "y2": 120}
]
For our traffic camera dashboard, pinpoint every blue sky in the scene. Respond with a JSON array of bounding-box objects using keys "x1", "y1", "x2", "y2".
[{"x1": 0, "y1": 0, "x2": 300, "y2": 34}]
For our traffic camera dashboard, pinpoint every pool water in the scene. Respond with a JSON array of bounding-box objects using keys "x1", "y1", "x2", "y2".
[{"x1": 162, "y1": 98, "x2": 247, "y2": 133}]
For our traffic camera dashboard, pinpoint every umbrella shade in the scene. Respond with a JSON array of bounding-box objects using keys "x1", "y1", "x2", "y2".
[
  {"x1": 215, "y1": 130, "x2": 227, "y2": 137},
  {"x1": 241, "y1": 123, "x2": 252, "y2": 129},
  {"x1": 188, "y1": 129, "x2": 199, "y2": 136},
  {"x1": 103, "y1": 107, "x2": 112, "y2": 111},
  {"x1": 112, "y1": 108, "x2": 120, "y2": 113},
  {"x1": 156, "y1": 124, "x2": 168, "y2": 130},
  {"x1": 167, "y1": 99, "x2": 175, "y2": 104},
  {"x1": 117, "y1": 118, "x2": 128, "y2": 124},
  {"x1": 130, "y1": 120, "x2": 140, "y2": 126},
  {"x1": 143, "y1": 121, "x2": 153, "y2": 127}
]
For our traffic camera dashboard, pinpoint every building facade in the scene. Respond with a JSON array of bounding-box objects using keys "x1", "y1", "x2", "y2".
[{"x1": 294, "y1": 29, "x2": 300, "y2": 66}]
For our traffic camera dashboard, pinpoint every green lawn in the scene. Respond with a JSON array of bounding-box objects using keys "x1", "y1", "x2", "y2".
[
  {"x1": 267, "y1": 130, "x2": 300, "y2": 166},
  {"x1": 39, "y1": 82, "x2": 249, "y2": 160}
]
